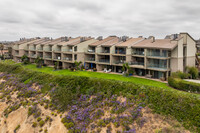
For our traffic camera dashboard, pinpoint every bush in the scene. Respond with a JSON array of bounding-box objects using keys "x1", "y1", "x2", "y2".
[
  {"x1": 171, "y1": 71, "x2": 190, "y2": 79},
  {"x1": 14, "y1": 124, "x2": 20, "y2": 132},
  {"x1": 39, "y1": 120, "x2": 45, "y2": 127},
  {"x1": 32, "y1": 122, "x2": 37, "y2": 127},
  {"x1": 168, "y1": 77, "x2": 200, "y2": 93},
  {"x1": 187, "y1": 66, "x2": 199, "y2": 79}
]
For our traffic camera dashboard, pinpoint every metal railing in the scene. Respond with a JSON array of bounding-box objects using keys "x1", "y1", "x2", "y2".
[
  {"x1": 99, "y1": 59, "x2": 110, "y2": 63},
  {"x1": 148, "y1": 63, "x2": 167, "y2": 69},
  {"x1": 87, "y1": 49, "x2": 95, "y2": 53},
  {"x1": 63, "y1": 57, "x2": 72, "y2": 61},
  {"x1": 130, "y1": 62, "x2": 144, "y2": 66},
  {"x1": 86, "y1": 58, "x2": 95, "y2": 61},
  {"x1": 115, "y1": 51, "x2": 126, "y2": 54},
  {"x1": 44, "y1": 56, "x2": 52, "y2": 59},
  {"x1": 147, "y1": 52, "x2": 167, "y2": 57},
  {"x1": 100, "y1": 50, "x2": 110, "y2": 53},
  {"x1": 114, "y1": 60, "x2": 126, "y2": 64},
  {"x1": 132, "y1": 51, "x2": 144, "y2": 56}
]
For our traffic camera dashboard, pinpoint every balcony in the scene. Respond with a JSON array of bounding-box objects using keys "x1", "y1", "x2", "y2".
[
  {"x1": 54, "y1": 57, "x2": 61, "y2": 60},
  {"x1": 86, "y1": 58, "x2": 95, "y2": 62},
  {"x1": 147, "y1": 64, "x2": 167, "y2": 70},
  {"x1": 113, "y1": 60, "x2": 126, "y2": 64},
  {"x1": 54, "y1": 49, "x2": 62, "y2": 53},
  {"x1": 29, "y1": 48, "x2": 36, "y2": 51},
  {"x1": 44, "y1": 48, "x2": 52, "y2": 52},
  {"x1": 130, "y1": 62, "x2": 144, "y2": 66},
  {"x1": 115, "y1": 51, "x2": 126, "y2": 54},
  {"x1": 98, "y1": 59, "x2": 110, "y2": 63},
  {"x1": 37, "y1": 48, "x2": 43, "y2": 51},
  {"x1": 30, "y1": 54, "x2": 37, "y2": 58},
  {"x1": 44, "y1": 56, "x2": 52, "y2": 59},
  {"x1": 63, "y1": 57, "x2": 72, "y2": 61},
  {"x1": 147, "y1": 51, "x2": 167, "y2": 58},
  {"x1": 87, "y1": 49, "x2": 95, "y2": 53},
  {"x1": 132, "y1": 51, "x2": 144, "y2": 56}
]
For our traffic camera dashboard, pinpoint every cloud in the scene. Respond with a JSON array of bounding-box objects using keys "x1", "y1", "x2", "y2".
[{"x1": 0, "y1": 0, "x2": 200, "y2": 41}]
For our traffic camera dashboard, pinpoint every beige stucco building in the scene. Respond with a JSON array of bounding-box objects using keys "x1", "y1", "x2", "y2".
[{"x1": 12, "y1": 33, "x2": 196, "y2": 80}]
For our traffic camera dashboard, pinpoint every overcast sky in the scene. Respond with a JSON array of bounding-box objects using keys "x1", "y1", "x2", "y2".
[{"x1": 0, "y1": 0, "x2": 200, "y2": 41}]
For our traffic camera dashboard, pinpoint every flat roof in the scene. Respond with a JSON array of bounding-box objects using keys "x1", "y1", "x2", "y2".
[{"x1": 132, "y1": 39, "x2": 178, "y2": 50}]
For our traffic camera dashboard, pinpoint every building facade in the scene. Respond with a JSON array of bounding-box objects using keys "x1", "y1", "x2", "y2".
[{"x1": 12, "y1": 33, "x2": 196, "y2": 80}]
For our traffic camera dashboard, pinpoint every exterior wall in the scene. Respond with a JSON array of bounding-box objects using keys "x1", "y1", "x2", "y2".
[{"x1": 186, "y1": 35, "x2": 196, "y2": 67}]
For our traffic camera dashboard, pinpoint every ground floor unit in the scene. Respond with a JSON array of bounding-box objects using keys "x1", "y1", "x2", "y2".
[{"x1": 13, "y1": 57, "x2": 170, "y2": 80}]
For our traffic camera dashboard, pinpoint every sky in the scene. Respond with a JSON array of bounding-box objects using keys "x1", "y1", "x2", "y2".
[{"x1": 0, "y1": 0, "x2": 200, "y2": 41}]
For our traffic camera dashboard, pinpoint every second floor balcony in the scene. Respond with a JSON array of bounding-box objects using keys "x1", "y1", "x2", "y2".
[
  {"x1": 147, "y1": 63, "x2": 167, "y2": 70},
  {"x1": 63, "y1": 57, "x2": 72, "y2": 61},
  {"x1": 130, "y1": 61, "x2": 144, "y2": 66},
  {"x1": 113, "y1": 60, "x2": 126, "y2": 64},
  {"x1": 98, "y1": 59, "x2": 110, "y2": 63},
  {"x1": 44, "y1": 56, "x2": 52, "y2": 59},
  {"x1": 86, "y1": 58, "x2": 95, "y2": 61}
]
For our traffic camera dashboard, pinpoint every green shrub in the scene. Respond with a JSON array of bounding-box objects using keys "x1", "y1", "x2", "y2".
[
  {"x1": 64, "y1": 122, "x2": 74, "y2": 129},
  {"x1": 39, "y1": 120, "x2": 45, "y2": 127},
  {"x1": 187, "y1": 66, "x2": 199, "y2": 79},
  {"x1": 37, "y1": 117, "x2": 42, "y2": 122},
  {"x1": 14, "y1": 124, "x2": 20, "y2": 132},
  {"x1": 171, "y1": 71, "x2": 190, "y2": 79},
  {"x1": 168, "y1": 77, "x2": 200, "y2": 93},
  {"x1": 32, "y1": 122, "x2": 37, "y2": 127}
]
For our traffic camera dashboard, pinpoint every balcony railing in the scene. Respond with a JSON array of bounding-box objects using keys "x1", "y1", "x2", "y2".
[
  {"x1": 115, "y1": 51, "x2": 126, "y2": 54},
  {"x1": 86, "y1": 58, "x2": 95, "y2": 61},
  {"x1": 114, "y1": 60, "x2": 126, "y2": 64},
  {"x1": 132, "y1": 51, "x2": 144, "y2": 56},
  {"x1": 30, "y1": 48, "x2": 36, "y2": 51},
  {"x1": 54, "y1": 49, "x2": 61, "y2": 52},
  {"x1": 100, "y1": 50, "x2": 110, "y2": 53},
  {"x1": 44, "y1": 48, "x2": 52, "y2": 51},
  {"x1": 148, "y1": 64, "x2": 167, "y2": 69},
  {"x1": 63, "y1": 57, "x2": 72, "y2": 61},
  {"x1": 37, "y1": 48, "x2": 43, "y2": 51},
  {"x1": 130, "y1": 62, "x2": 144, "y2": 66},
  {"x1": 54, "y1": 57, "x2": 61, "y2": 60},
  {"x1": 147, "y1": 52, "x2": 167, "y2": 57},
  {"x1": 30, "y1": 54, "x2": 36, "y2": 58},
  {"x1": 44, "y1": 56, "x2": 52, "y2": 59},
  {"x1": 87, "y1": 49, "x2": 95, "y2": 53},
  {"x1": 99, "y1": 59, "x2": 110, "y2": 63}
]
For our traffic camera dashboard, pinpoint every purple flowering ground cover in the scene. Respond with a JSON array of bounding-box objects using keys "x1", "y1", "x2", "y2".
[{"x1": 0, "y1": 73, "x2": 190, "y2": 133}]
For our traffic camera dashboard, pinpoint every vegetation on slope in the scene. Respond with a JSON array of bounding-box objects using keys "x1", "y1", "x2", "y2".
[
  {"x1": 0, "y1": 73, "x2": 190, "y2": 132},
  {"x1": 0, "y1": 60, "x2": 200, "y2": 132}
]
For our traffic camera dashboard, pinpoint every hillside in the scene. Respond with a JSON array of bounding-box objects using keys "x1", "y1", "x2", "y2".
[{"x1": 0, "y1": 73, "x2": 190, "y2": 133}]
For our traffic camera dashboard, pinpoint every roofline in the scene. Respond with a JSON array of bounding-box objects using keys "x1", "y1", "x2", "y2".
[{"x1": 180, "y1": 32, "x2": 196, "y2": 42}]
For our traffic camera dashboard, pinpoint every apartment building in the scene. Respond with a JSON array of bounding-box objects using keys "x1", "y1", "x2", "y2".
[{"x1": 12, "y1": 32, "x2": 196, "y2": 80}]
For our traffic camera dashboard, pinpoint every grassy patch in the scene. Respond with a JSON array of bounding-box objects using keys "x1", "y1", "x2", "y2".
[{"x1": 23, "y1": 64, "x2": 171, "y2": 89}]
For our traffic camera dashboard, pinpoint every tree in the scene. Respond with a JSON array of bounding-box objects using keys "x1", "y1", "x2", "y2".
[
  {"x1": 186, "y1": 66, "x2": 199, "y2": 79},
  {"x1": 35, "y1": 57, "x2": 44, "y2": 68},
  {"x1": 74, "y1": 61, "x2": 82, "y2": 70},
  {"x1": 54, "y1": 61, "x2": 59, "y2": 70},
  {"x1": 122, "y1": 63, "x2": 130, "y2": 76},
  {"x1": 0, "y1": 44, "x2": 4, "y2": 60},
  {"x1": 21, "y1": 55, "x2": 29, "y2": 64}
]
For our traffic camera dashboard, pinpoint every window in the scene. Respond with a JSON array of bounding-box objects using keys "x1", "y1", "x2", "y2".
[{"x1": 74, "y1": 54, "x2": 77, "y2": 60}]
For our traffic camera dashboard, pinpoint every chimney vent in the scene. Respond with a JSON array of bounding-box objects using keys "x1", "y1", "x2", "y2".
[{"x1": 97, "y1": 36, "x2": 103, "y2": 41}]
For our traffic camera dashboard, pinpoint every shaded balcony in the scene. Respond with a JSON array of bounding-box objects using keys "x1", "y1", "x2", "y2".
[
  {"x1": 115, "y1": 47, "x2": 126, "y2": 54},
  {"x1": 132, "y1": 48, "x2": 144, "y2": 56},
  {"x1": 147, "y1": 49, "x2": 167, "y2": 58}
]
